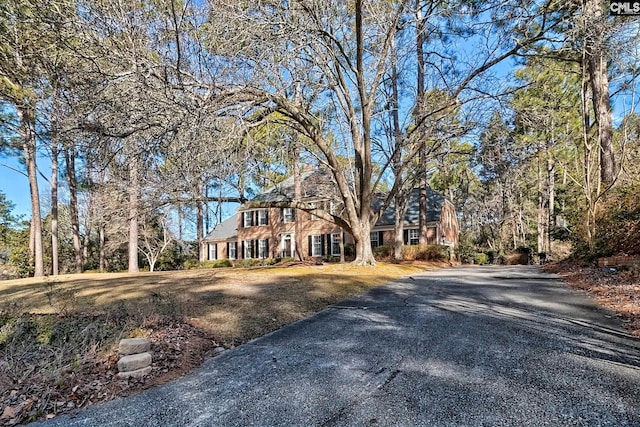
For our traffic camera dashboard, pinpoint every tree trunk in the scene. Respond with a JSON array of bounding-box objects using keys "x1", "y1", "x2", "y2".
[
  {"x1": 99, "y1": 221, "x2": 106, "y2": 272},
  {"x1": 128, "y1": 153, "x2": 140, "y2": 273},
  {"x1": 537, "y1": 153, "x2": 545, "y2": 255},
  {"x1": 51, "y1": 142, "x2": 59, "y2": 275},
  {"x1": 416, "y1": 0, "x2": 428, "y2": 245},
  {"x1": 353, "y1": 222, "x2": 375, "y2": 266},
  {"x1": 394, "y1": 194, "x2": 406, "y2": 261},
  {"x1": 547, "y1": 155, "x2": 555, "y2": 255},
  {"x1": 65, "y1": 148, "x2": 83, "y2": 273},
  {"x1": 197, "y1": 199, "x2": 205, "y2": 263},
  {"x1": 584, "y1": 0, "x2": 615, "y2": 184},
  {"x1": 18, "y1": 107, "x2": 44, "y2": 277}
]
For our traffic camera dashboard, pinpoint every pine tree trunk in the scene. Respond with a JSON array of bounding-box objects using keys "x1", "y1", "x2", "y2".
[
  {"x1": 584, "y1": 0, "x2": 615, "y2": 184},
  {"x1": 65, "y1": 148, "x2": 83, "y2": 273},
  {"x1": 51, "y1": 142, "x2": 59, "y2": 275},
  {"x1": 18, "y1": 107, "x2": 44, "y2": 277}
]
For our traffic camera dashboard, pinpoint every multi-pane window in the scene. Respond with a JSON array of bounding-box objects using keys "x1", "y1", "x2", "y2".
[
  {"x1": 282, "y1": 208, "x2": 294, "y2": 223},
  {"x1": 244, "y1": 240, "x2": 253, "y2": 259},
  {"x1": 331, "y1": 233, "x2": 341, "y2": 256},
  {"x1": 258, "y1": 239, "x2": 268, "y2": 259},
  {"x1": 243, "y1": 211, "x2": 254, "y2": 227},
  {"x1": 228, "y1": 242, "x2": 237, "y2": 260},
  {"x1": 409, "y1": 229, "x2": 419, "y2": 245},
  {"x1": 311, "y1": 235, "x2": 322, "y2": 256},
  {"x1": 258, "y1": 209, "x2": 268, "y2": 226},
  {"x1": 370, "y1": 231, "x2": 379, "y2": 248}
]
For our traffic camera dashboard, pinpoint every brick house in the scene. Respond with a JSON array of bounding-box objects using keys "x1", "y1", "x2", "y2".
[{"x1": 203, "y1": 169, "x2": 458, "y2": 261}]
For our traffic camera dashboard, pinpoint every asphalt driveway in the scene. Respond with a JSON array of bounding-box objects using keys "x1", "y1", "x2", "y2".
[{"x1": 34, "y1": 265, "x2": 640, "y2": 426}]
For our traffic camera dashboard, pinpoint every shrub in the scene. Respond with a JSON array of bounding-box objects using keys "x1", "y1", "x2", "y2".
[
  {"x1": 402, "y1": 244, "x2": 448, "y2": 261},
  {"x1": 474, "y1": 253, "x2": 489, "y2": 265},
  {"x1": 373, "y1": 245, "x2": 393, "y2": 259},
  {"x1": 201, "y1": 259, "x2": 233, "y2": 269},
  {"x1": 236, "y1": 258, "x2": 276, "y2": 268}
]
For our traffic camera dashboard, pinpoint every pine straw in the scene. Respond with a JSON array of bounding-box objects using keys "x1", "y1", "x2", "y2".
[
  {"x1": 0, "y1": 262, "x2": 437, "y2": 425},
  {"x1": 545, "y1": 260, "x2": 640, "y2": 337}
]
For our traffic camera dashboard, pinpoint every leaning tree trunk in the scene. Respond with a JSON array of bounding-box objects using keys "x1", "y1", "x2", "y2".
[{"x1": 18, "y1": 106, "x2": 44, "y2": 277}]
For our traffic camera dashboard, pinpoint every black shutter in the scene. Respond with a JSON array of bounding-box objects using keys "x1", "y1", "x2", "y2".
[
  {"x1": 265, "y1": 239, "x2": 269, "y2": 258},
  {"x1": 321, "y1": 235, "x2": 326, "y2": 256},
  {"x1": 265, "y1": 210, "x2": 269, "y2": 225},
  {"x1": 308, "y1": 235, "x2": 312, "y2": 257},
  {"x1": 226, "y1": 242, "x2": 230, "y2": 259},
  {"x1": 403, "y1": 230, "x2": 409, "y2": 245},
  {"x1": 378, "y1": 231, "x2": 384, "y2": 246},
  {"x1": 241, "y1": 241, "x2": 244, "y2": 259},
  {"x1": 280, "y1": 208, "x2": 284, "y2": 222},
  {"x1": 292, "y1": 209, "x2": 296, "y2": 220}
]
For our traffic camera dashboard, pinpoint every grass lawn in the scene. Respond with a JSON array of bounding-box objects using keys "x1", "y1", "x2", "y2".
[{"x1": 0, "y1": 262, "x2": 437, "y2": 425}]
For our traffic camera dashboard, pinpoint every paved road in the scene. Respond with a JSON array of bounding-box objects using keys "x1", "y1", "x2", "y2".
[{"x1": 35, "y1": 266, "x2": 640, "y2": 426}]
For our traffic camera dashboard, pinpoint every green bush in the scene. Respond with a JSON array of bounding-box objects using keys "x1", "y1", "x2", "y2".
[
  {"x1": 373, "y1": 245, "x2": 393, "y2": 259},
  {"x1": 236, "y1": 258, "x2": 277, "y2": 268},
  {"x1": 201, "y1": 259, "x2": 233, "y2": 269},
  {"x1": 473, "y1": 253, "x2": 489, "y2": 265},
  {"x1": 184, "y1": 259, "x2": 233, "y2": 269}
]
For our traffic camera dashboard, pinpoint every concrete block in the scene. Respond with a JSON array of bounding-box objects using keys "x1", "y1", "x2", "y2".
[
  {"x1": 119, "y1": 338, "x2": 151, "y2": 356},
  {"x1": 118, "y1": 352, "x2": 152, "y2": 373},
  {"x1": 117, "y1": 366, "x2": 152, "y2": 379}
]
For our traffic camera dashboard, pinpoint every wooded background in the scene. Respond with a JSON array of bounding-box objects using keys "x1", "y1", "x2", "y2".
[{"x1": 0, "y1": 0, "x2": 638, "y2": 276}]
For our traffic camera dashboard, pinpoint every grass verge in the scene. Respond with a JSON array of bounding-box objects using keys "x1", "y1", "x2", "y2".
[{"x1": 0, "y1": 262, "x2": 436, "y2": 425}]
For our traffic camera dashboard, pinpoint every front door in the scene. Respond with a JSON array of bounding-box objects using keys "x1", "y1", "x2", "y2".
[{"x1": 281, "y1": 233, "x2": 294, "y2": 258}]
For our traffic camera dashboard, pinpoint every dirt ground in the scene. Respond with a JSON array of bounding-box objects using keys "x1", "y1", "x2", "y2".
[
  {"x1": 0, "y1": 262, "x2": 437, "y2": 425},
  {"x1": 545, "y1": 260, "x2": 640, "y2": 337}
]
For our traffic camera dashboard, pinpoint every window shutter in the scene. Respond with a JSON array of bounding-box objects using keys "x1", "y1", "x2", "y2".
[
  {"x1": 308, "y1": 235, "x2": 312, "y2": 257},
  {"x1": 292, "y1": 209, "x2": 296, "y2": 220},
  {"x1": 321, "y1": 235, "x2": 326, "y2": 256},
  {"x1": 265, "y1": 239, "x2": 269, "y2": 258},
  {"x1": 265, "y1": 210, "x2": 269, "y2": 224},
  {"x1": 280, "y1": 208, "x2": 284, "y2": 222},
  {"x1": 403, "y1": 230, "x2": 409, "y2": 245},
  {"x1": 226, "y1": 242, "x2": 230, "y2": 259},
  {"x1": 241, "y1": 241, "x2": 244, "y2": 259},
  {"x1": 378, "y1": 231, "x2": 384, "y2": 246},
  {"x1": 239, "y1": 213, "x2": 244, "y2": 228}
]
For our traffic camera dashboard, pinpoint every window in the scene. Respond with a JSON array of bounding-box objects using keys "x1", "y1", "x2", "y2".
[
  {"x1": 243, "y1": 211, "x2": 254, "y2": 227},
  {"x1": 258, "y1": 209, "x2": 268, "y2": 226},
  {"x1": 282, "y1": 208, "x2": 294, "y2": 223},
  {"x1": 258, "y1": 239, "x2": 268, "y2": 259},
  {"x1": 208, "y1": 243, "x2": 217, "y2": 260},
  {"x1": 370, "y1": 231, "x2": 379, "y2": 248},
  {"x1": 331, "y1": 233, "x2": 341, "y2": 256},
  {"x1": 244, "y1": 240, "x2": 253, "y2": 259},
  {"x1": 228, "y1": 242, "x2": 237, "y2": 260},
  {"x1": 311, "y1": 235, "x2": 322, "y2": 257},
  {"x1": 409, "y1": 229, "x2": 419, "y2": 245}
]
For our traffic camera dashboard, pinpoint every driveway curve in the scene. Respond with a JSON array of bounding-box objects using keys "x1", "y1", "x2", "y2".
[{"x1": 34, "y1": 265, "x2": 640, "y2": 426}]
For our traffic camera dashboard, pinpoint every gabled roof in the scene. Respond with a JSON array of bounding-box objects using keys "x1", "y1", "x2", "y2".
[
  {"x1": 249, "y1": 168, "x2": 339, "y2": 204},
  {"x1": 204, "y1": 214, "x2": 238, "y2": 241},
  {"x1": 374, "y1": 188, "x2": 447, "y2": 227}
]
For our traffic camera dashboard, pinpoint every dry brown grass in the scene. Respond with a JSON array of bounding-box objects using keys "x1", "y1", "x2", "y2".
[
  {"x1": 0, "y1": 262, "x2": 438, "y2": 425},
  {"x1": 1, "y1": 262, "x2": 431, "y2": 346}
]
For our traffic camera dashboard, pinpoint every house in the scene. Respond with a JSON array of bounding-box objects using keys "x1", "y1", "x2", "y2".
[{"x1": 203, "y1": 169, "x2": 458, "y2": 261}]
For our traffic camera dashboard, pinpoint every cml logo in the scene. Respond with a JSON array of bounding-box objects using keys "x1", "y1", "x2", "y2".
[{"x1": 610, "y1": 0, "x2": 640, "y2": 15}]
